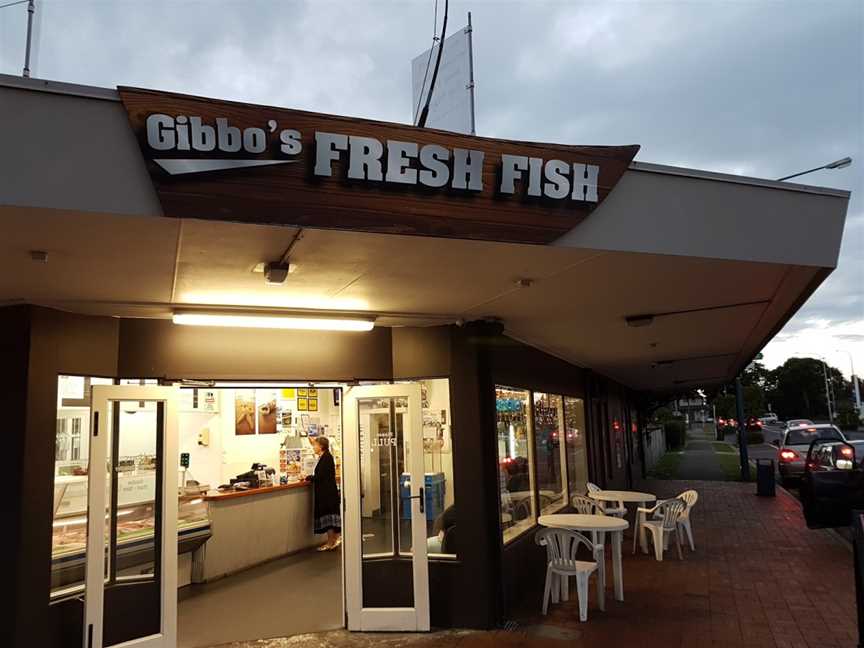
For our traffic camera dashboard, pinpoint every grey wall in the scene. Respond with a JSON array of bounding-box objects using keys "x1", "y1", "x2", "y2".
[
  {"x1": 556, "y1": 163, "x2": 849, "y2": 268},
  {"x1": 0, "y1": 78, "x2": 160, "y2": 217}
]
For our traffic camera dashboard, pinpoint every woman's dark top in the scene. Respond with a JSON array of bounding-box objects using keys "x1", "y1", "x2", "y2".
[{"x1": 309, "y1": 450, "x2": 340, "y2": 519}]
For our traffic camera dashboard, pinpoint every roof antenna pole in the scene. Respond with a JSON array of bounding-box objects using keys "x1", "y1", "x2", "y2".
[
  {"x1": 466, "y1": 11, "x2": 476, "y2": 135},
  {"x1": 22, "y1": 0, "x2": 35, "y2": 78}
]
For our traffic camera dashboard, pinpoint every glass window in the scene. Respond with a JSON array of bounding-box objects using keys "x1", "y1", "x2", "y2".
[
  {"x1": 52, "y1": 375, "x2": 113, "y2": 598},
  {"x1": 496, "y1": 386, "x2": 535, "y2": 543},
  {"x1": 418, "y1": 379, "x2": 456, "y2": 559},
  {"x1": 532, "y1": 393, "x2": 566, "y2": 514},
  {"x1": 564, "y1": 397, "x2": 589, "y2": 497}
]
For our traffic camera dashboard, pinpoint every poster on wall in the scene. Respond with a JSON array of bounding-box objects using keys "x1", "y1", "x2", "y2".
[
  {"x1": 297, "y1": 397, "x2": 308, "y2": 411},
  {"x1": 234, "y1": 390, "x2": 256, "y2": 435},
  {"x1": 308, "y1": 398, "x2": 318, "y2": 412},
  {"x1": 281, "y1": 388, "x2": 297, "y2": 400},
  {"x1": 257, "y1": 390, "x2": 279, "y2": 434}
]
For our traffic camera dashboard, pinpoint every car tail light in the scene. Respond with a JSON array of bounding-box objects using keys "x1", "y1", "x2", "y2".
[
  {"x1": 840, "y1": 446, "x2": 854, "y2": 459},
  {"x1": 780, "y1": 449, "x2": 799, "y2": 462},
  {"x1": 757, "y1": 421, "x2": 763, "y2": 427}
]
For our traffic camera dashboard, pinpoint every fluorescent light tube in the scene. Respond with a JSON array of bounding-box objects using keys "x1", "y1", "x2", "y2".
[{"x1": 172, "y1": 312, "x2": 374, "y2": 332}]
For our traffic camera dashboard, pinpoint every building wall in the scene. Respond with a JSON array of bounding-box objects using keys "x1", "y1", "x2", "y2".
[{"x1": 3, "y1": 306, "x2": 120, "y2": 648}]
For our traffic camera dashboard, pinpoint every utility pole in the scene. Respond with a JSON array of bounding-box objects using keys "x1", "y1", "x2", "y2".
[
  {"x1": 22, "y1": 0, "x2": 35, "y2": 78},
  {"x1": 735, "y1": 377, "x2": 750, "y2": 481},
  {"x1": 821, "y1": 359, "x2": 835, "y2": 422}
]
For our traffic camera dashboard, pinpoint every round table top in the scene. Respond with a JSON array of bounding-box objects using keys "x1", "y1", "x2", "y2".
[
  {"x1": 539, "y1": 513, "x2": 629, "y2": 531},
  {"x1": 588, "y1": 490, "x2": 656, "y2": 503}
]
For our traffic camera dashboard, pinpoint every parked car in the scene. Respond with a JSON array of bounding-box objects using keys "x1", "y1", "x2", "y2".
[
  {"x1": 775, "y1": 424, "x2": 847, "y2": 485},
  {"x1": 800, "y1": 439, "x2": 864, "y2": 528},
  {"x1": 759, "y1": 413, "x2": 779, "y2": 425}
]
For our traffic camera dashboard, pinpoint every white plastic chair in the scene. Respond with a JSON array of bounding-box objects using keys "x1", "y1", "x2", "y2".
[
  {"x1": 571, "y1": 493, "x2": 599, "y2": 515},
  {"x1": 674, "y1": 490, "x2": 698, "y2": 551},
  {"x1": 535, "y1": 528, "x2": 600, "y2": 621},
  {"x1": 637, "y1": 498, "x2": 686, "y2": 561},
  {"x1": 587, "y1": 482, "x2": 626, "y2": 518}
]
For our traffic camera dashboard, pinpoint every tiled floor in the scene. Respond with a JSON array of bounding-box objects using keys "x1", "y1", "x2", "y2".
[{"x1": 208, "y1": 480, "x2": 858, "y2": 648}]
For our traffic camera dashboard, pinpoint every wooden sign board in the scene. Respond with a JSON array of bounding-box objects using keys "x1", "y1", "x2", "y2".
[{"x1": 120, "y1": 87, "x2": 639, "y2": 245}]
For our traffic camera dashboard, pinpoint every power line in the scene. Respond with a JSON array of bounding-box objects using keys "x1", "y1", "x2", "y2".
[
  {"x1": 0, "y1": 0, "x2": 28, "y2": 9},
  {"x1": 413, "y1": 0, "x2": 439, "y2": 125},
  {"x1": 417, "y1": 0, "x2": 449, "y2": 129}
]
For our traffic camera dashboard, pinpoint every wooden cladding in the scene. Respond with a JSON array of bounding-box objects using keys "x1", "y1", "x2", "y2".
[{"x1": 120, "y1": 86, "x2": 639, "y2": 244}]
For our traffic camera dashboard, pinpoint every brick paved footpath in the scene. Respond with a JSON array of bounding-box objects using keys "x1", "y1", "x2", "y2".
[{"x1": 214, "y1": 480, "x2": 857, "y2": 648}]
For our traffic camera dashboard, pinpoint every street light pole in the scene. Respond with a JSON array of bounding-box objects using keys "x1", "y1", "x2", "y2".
[
  {"x1": 735, "y1": 377, "x2": 750, "y2": 481},
  {"x1": 836, "y1": 349, "x2": 862, "y2": 414},
  {"x1": 820, "y1": 359, "x2": 835, "y2": 423},
  {"x1": 777, "y1": 156, "x2": 853, "y2": 182}
]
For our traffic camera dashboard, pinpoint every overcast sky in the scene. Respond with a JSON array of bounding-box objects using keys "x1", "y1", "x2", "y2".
[{"x1": 2, "y1": 0, "x2": 862, "y2": 380}]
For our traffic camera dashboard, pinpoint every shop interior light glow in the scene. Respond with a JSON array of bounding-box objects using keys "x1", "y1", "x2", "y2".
[{"x1": 172, "y1": 312, "x2": 375, "y2": 332}]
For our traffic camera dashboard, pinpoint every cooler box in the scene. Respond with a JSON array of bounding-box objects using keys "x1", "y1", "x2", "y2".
[{"x1": 400, "y1": 472, "x2": 445, "y2": 521}]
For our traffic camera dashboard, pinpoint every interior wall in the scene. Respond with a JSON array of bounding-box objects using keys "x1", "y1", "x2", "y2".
[{"x1": 118, "y1": 318, "x2": 393, "y2": 381}]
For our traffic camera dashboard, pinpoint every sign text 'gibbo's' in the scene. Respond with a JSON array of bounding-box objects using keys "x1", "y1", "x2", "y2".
[{"x1": 146, "y1": 114, "x2": 600, "y2": 203}]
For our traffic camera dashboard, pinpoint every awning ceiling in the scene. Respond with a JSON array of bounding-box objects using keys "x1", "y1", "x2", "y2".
[{"x1": 0, "y1": 206, "x2": 829, "y2": 393}]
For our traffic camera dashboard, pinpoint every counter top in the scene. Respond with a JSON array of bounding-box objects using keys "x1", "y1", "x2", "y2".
[{"x1": 203, "y1": 481, "x2": 309, "y2": 502}]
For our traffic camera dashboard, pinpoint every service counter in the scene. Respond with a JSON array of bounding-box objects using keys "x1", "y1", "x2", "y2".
[{"x1": 193, "y1": 481, "x2": 317, "y2": 583}]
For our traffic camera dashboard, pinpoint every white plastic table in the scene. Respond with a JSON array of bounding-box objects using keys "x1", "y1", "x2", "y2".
[
  {"x1": 587, "y1": 490, "x2": 656, "y2": 554},
  {"x1": 539, "y1": 513, "x2": 629, "y2": 602}
]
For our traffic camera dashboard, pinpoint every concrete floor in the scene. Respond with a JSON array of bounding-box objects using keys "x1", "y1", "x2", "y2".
[{"x1": 178, "y1": 548, "x2": 343, "y2": 648}]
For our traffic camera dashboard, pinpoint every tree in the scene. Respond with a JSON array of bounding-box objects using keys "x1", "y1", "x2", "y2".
[{"x1": 766, "y1": 357, "x2": 851, "y2": 421}]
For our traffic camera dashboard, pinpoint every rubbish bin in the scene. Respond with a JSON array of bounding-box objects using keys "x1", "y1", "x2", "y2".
[{"x1": 756, "y1": 459, "x2": 775, "y2": 497}]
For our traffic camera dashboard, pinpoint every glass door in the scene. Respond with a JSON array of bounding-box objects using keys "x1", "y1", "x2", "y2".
[
  {"x1": 343, "y1": 383, "x2": 430, "y2": 631},
  {"x1": 83, "y1": 385, "x2": 179, "y2": 648}
]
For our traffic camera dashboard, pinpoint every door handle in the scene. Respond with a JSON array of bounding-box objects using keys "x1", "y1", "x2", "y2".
[{"x1": 406, "y1": 486, "x2": 424, "y2": 514}]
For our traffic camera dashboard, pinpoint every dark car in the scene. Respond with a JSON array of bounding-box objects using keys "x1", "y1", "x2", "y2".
[
  {"x1": 800, "y1": 439, "x2": 864, "y2": 528},
  {"x1": 776, "y1": 424, "x2": 846, "y2": 485},
  {"x1": 745, "y1": 416, "x2": 763, "y2": 433}
]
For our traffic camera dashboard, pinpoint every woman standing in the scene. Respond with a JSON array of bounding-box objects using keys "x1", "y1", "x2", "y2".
[{"x1": 306, "y1": 436, "x2": 341, "y2": 551}]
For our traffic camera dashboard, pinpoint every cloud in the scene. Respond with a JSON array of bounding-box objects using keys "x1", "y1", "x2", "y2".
[{"x1": 0, "y1": 0, "x2": 861, "y2": 373}]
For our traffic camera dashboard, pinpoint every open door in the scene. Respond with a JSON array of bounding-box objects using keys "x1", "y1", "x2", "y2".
[
  {"x1": 83, "y1": 385, "x2": 179, "y2": 648},
  {"x1": 801, "y1": 440, "x2": 863, "y2": 529},
  {"x1": 343, "y1": 383, "x2": 430, "y2": 631}
]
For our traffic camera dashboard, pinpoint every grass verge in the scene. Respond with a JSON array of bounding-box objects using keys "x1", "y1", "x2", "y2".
[
  {"x1": 716, "y1": 451, "x2": 756, "y2": 481},
  {"x1": 712, "y1": 442, "x2": 736, "y2": 454},
  {"x1": 647, "y1": 451, "x2": 684, "y2": 479}
]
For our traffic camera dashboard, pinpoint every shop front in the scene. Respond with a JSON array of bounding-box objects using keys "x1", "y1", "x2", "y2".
[{"x1": 0, "y1": 74, "x2": 850, "y2": 648}]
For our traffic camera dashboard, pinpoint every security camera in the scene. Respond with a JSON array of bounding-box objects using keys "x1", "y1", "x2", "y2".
[{"x1": 264, "y1": 262, "x2": 292, "y2": 285}]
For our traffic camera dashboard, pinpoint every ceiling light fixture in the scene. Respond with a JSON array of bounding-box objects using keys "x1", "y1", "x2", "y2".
[{"x1": 172, "y1": 312, "x2": 375, "y2": 332}]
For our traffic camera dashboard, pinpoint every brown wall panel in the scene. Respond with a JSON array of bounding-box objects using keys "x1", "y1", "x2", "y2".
[
  {"x1": 118, "y1": 318, "x2": 393, "y2": 381},
  {"x1": 392, "y1": 326, "x2": 451, "y2": 379},
  {"x1": 9, "y1": 306, "x2": 119, "y2": 648}
]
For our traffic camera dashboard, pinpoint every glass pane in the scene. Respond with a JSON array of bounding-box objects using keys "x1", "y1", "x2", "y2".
[
  {"x1": 532, "y1": 393, "x2": 566, "y2": 514},
  {"x1": 359, "y1": 397, "x2": 395, "y2": 558},
  {"x1": 419, "y1": 379, "x2": 455, "y2": 558},
  {"x1": 496, "y1": 386, "x2": 535, "y2": 543},
  {"x1": 51, "y1": 375, "x2": 111, "y2": 597},
  {"x1": 565, "y1": 397, "x2": 589, "y2": 496},
  {"x1": 358, "y1": 396, "x2": 414, "y2": 608},
  {"x1": 114, "y1": 400, "x2": 160, "y2": 581}
]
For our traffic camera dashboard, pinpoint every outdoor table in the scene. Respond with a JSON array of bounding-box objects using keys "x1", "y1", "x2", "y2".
[
  {"x1": 539, "y1": 513, "x2": 629, "y2": 602},
  {"x1": 587, "y1": 489, "x2": 657, "y2": 555}
]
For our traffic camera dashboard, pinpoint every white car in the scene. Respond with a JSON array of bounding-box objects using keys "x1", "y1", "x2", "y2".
[{"x1": 759, "y1": 413, "x2": 779, "y2": 425}]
